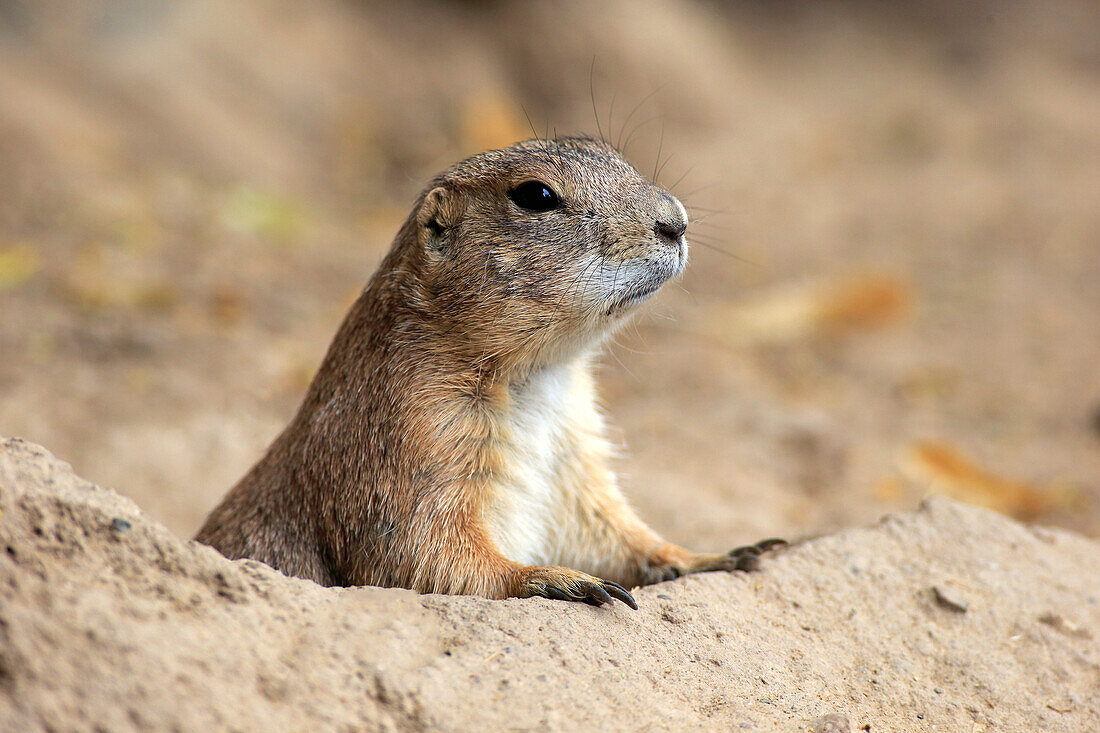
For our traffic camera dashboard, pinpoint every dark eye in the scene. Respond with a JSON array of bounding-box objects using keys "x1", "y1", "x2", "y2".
[{"x1": 508, "y1": 180, "x2": 560, "y2": 212}]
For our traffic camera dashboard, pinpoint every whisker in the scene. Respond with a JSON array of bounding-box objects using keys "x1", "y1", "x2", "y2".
[
  {"x1": 687, "y1": 238, "x2": 759, "y2": 266},
  {"x1": 616, "y1": 85, "x2": 666, "y2": 151},
  {"x1": 672, "y1": 281, "x2": 699, "y2": 306},
  {"x1": 689, "y1": 217, "x2": 732, "y2": 229},
  {"x1": 620, "y1": 115, "x2": 663, "y2": 160},
  {"x1": 521, "y1": 105, "x2": 542, "y2": 145},
  {"x1": 606, "y1": 339, "x2": 639, "y2": 380},
  {"x1": 678, "y1": 181, "x2": 721, "y2": 199},
  {"x1": 655, "y1": 152, "x2": 675, "y2": 182},
  {"x1": 668, "y1": 165, "x2": 695, "y2": 192},
  {"x1": 606, "y1": 94, "x2": 617, "y2": 151},
  {"x1": 589, "y1": 57, "x2": 605, "y2": 144},
  {"x1": 652, "y1": 125, "x2": 665, "y2": 181}
]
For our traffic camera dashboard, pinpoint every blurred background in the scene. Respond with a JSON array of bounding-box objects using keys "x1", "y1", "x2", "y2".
[{"x1": 1, "y1": 0, "x2": 1097, "y2": 549}]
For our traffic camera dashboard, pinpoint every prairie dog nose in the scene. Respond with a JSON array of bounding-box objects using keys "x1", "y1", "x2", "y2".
[{"x1": 653, "y1": 192, "x2": 688, "y2": 242}]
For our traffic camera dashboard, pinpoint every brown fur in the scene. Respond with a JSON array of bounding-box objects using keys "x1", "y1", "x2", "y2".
[{"x1": 196, "y1": 136, "x2": 774, "y2": 607}]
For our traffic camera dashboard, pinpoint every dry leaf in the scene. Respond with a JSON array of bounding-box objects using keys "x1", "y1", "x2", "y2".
[
  {"x1": 899, "y1": 440, "x2": 1077, "y2": 521},
  {"x1": 209, "y1": 285, "x2": 247, "y2": 326},
  {"x1": 459, "y1": 90, "x2": 526, "y2": 153},
  {"x1": 0, "y1": 245, "x2": 41, "y2": 291},
  {"x1": 62, "y1": 243, "x2": 177, "y2": 313},
  {"x1": 221, "y1": 186, "x2": 309, "y2": 245},
  {"x1": 707, "y1": 273, "x2": 911, "y2": 345}
]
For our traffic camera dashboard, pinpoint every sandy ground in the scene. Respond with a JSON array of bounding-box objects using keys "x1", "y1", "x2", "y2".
[
  {"x1": 3, "y1": 437, "x2": 1098, "y2": 730},
  {"x1": 0, "y1": 0, "x2": 1099, "y2": 728},
  {"x1": 1, "y1": 1, "x2": 1098, "y2": 547}
]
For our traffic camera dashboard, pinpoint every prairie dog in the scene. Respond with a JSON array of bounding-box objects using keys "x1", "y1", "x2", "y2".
[{"x1": 196, "y1": 136, "x2": 781, "y2": 608}]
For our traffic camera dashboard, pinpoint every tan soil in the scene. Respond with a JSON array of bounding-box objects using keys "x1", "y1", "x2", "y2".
[{"x1": 2, "y1": 437, "x2": 1098, "y2": 731}]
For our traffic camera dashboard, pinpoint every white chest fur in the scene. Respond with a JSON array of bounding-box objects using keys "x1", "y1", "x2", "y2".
[{"x1": 482, "y1": 362, "x2": 588, "y2": 567}]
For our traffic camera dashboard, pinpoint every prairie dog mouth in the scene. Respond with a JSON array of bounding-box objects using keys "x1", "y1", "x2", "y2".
[
  {"x1": 596, "y1": 246, "x2": 686, "y2": 315},
  {"x1": 614, "y1": 280, "x2": 665, "y2": 309},
  {"x1": 608, "y1": 265, "x2": 680, "y2": 313}
]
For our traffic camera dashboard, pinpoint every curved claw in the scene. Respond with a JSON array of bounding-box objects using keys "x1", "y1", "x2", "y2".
[
  {"x1": 577, "y1": 580, "x2": 615, "y2": 607},
  {"x1": 725, "y1": 536, "x2": 787, "y2": 572},
  {"x1": 733, "y1": 553, "x2": 760, "y2": 572},
  {"x1": 600, "y1": 580, "x2": 638, "y2": 610},
  {"x1": 754, "y1": 538, "x2": 788, "y2": 552},
  {"x1": 525, "y1": 570, "x2": 638, "y2": 609},
  {"x1": 728, "y1": 544, "x2": 761, "y2": 558},
  {"x1": 728, "y1": 537, "x2": 787, "y2": 558}
]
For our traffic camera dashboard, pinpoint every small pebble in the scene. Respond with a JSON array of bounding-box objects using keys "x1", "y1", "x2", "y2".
[
  {"x1": 110, "y1": 517, "x2": 132, "y2": 533},
  {"x1": 931, "y1": 585, "x2": 968, "y2": 613},
  {"x1": 808, "y1": 713, "x2": 851, "y2": 733}
]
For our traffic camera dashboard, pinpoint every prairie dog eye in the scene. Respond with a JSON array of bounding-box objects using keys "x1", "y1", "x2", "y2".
[{"x1": 508, "y1": 180, "x2": 560, "y2": 212}]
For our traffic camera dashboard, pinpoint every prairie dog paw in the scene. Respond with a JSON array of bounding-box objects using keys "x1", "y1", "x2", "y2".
[
  {"x1": 518, "y1": 566, "x2": 637, "y2": 609},
  {"x1": 643, "y1": 537, "x2": 787, "y2": 582},
  {"x1": 725, "y1": 537, "x2": 787, "y2": 572}
]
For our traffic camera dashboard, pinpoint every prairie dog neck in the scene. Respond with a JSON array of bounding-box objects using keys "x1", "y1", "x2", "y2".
[{"x1": 481, "y1": 357, "x2": 597, "y2": 567}]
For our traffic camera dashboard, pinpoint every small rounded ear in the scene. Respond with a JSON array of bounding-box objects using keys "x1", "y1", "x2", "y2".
[{"x1": 416, "y1": 186, "x2": 466, "y2": 253}]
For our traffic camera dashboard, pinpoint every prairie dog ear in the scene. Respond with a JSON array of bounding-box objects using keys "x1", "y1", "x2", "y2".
[{"x1": 416, "y1": 186, "x2": 466, "y2": 252}]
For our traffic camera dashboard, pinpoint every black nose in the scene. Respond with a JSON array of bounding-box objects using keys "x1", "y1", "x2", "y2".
[{"x1": 654, "y1": 218, "x2": 687, "y2": 242}]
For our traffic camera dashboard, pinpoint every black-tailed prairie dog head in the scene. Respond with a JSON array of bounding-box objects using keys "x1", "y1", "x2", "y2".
[{"x1": 399, "y1": 135, "x2": 689, "y2": 367}]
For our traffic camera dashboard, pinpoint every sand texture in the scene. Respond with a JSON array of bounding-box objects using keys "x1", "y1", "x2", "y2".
[{"x1": 2, "y1": 437, "x2": 1096, "y2": 731}]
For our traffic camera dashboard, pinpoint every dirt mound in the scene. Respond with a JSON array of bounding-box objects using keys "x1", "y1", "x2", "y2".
[
  {"x1": 2, "y1": 0, "x2": 1098, "y2": 551},
  {"x1": 2, "y1": 436, "x2": 1096, "y2": 731}
]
